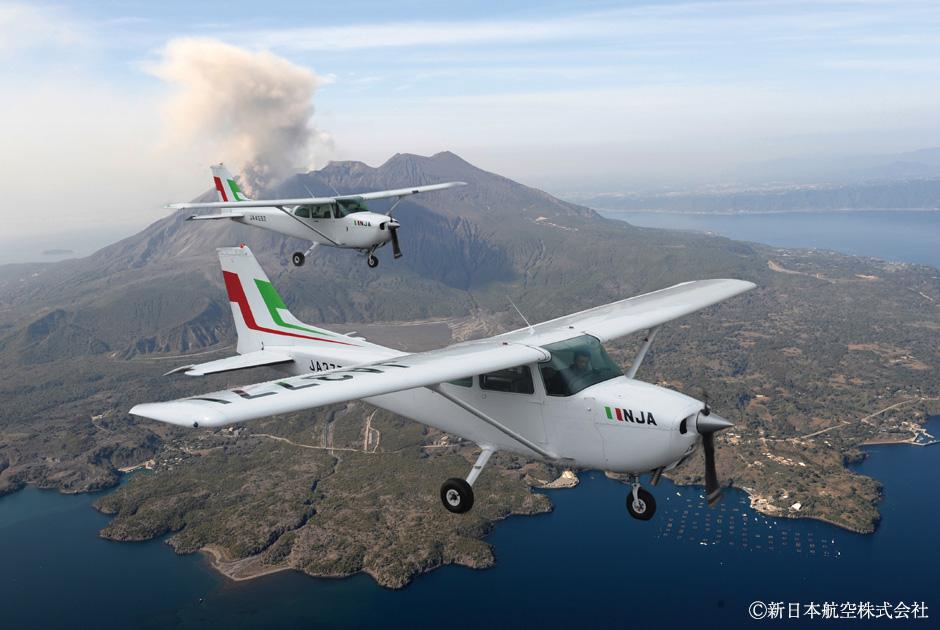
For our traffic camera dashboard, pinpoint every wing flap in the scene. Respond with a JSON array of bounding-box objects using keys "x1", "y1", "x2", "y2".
[
  {"x1": 164, "y1": 350, "x2": 294, "y2": 377},
  {"x1": 132, "y1": 341, "x2": 547, "y2": 428}
]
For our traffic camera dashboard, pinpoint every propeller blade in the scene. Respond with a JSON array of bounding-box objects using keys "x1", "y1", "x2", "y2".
[
  {"x1": 702, "y1": 432, "x2": 722, "y2": 506},
  {"x1": 389, "y1": 224, "x2": 403, "y2": 259},
  {"x1": 697, "y1": 410, "x2": 733, "y2": 507}
]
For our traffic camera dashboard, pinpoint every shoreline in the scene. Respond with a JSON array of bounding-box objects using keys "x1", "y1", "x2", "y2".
[
  {"x1": 195, "y1": 470, "x2": 578, "y2": 587},
  {"x1": 201, "y1": 545, "x2": 294, "y2": 582},
  {"x1": 860, "y1": 437, "x2": 937, "y2": 447}
]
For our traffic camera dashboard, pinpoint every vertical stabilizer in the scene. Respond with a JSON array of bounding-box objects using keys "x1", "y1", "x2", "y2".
[
  {"x1": 217, "y1": 246, "x2": 357, "y2": 354},
  {"x1": 210, "y1": 164, "x2": 251, "y2": 202}
]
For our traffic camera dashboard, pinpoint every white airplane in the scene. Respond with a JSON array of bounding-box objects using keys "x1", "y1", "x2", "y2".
[
  {"x1": 170, "y1": 164, "x2": 466, "y2": 268},
  {"x1": 131, "y1": 246, "x2": 755, "y2": 519}
]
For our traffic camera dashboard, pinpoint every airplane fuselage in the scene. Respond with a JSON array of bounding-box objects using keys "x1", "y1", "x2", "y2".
[
  {"x1": 235, "y1": 207, "x2": 394, "y2": 251},
  {"x1": 266, "y1": 340, "x2": 702, "y2": 475}
]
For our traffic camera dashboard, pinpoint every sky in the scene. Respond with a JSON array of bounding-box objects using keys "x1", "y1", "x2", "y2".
[{"x1": 1, "y1": 0, "x2": 940, "y2": 254}]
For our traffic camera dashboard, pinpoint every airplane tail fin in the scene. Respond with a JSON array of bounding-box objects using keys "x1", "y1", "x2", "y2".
[
  {"x1": 218, "y1": 246, "x2": 356, "y2": 353},
  {"x1": 211, "y1": 163, "x2": 251, "y2": 202}
]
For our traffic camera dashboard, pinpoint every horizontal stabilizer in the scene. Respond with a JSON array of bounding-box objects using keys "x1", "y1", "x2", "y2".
[
  {"x1": 164, "y1": 350, "x2": 294, "y2": 377},
  {"x1": 186, "y1": 212, "x2": 245, "y2": 221}
]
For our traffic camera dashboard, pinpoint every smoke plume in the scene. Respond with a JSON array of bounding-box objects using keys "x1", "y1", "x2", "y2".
[{"x1": 153, "y1": 38, "x2": 329, "y2": 193}]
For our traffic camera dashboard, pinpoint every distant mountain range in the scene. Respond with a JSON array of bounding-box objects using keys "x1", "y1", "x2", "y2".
[
  {"x1": 567, "y1": 177, "x2": 940, "y2": 214},
  {"x1": 739, "y1": 147, "x2": 940, "y2": 185}
]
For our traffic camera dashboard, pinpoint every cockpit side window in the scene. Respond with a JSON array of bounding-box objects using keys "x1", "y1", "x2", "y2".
[
  {"x1": 294, "y1": 205, "x2": 311, "y2": 218},
  {"x1": 335, "y1": 198, "x2": 369, "y2": 217},
  {"x1": 480, "y1": 366, "x2": 534, "y2": 394},
  {"x1": 539, "y1": 335, "x2": 622, "y2": 396},
  {"x1": 310, "y1": 204, "x2": 333, "y2": 219}
]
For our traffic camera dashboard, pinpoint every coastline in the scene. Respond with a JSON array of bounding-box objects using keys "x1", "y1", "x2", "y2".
[
  {"x1": 860, "y1": 437, "x2": 938, "y2": 447},
  {"x1": 194, "y1": 470, "x2": 580, "y2": 586}
]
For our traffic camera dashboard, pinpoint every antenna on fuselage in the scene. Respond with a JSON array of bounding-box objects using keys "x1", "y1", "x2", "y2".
[{"x1": 508, "y1": 296, "x2": 535, "y2": 335}]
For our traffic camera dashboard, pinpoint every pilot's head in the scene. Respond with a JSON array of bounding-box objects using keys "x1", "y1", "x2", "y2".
[{"x1": 572, "y1": 350, "x2": 591, "y2": 372}]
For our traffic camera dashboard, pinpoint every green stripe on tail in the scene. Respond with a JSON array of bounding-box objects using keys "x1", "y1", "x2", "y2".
[{"x1": 255, "y1": 279, "x2": 337, "y2": 337}]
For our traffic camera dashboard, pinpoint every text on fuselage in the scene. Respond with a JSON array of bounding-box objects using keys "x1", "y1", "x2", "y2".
[{"x1": 604, "y1": 406, "x2": 657, "y2": 425}]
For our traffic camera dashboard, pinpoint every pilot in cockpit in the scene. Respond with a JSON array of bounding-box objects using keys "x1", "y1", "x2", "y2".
[{"x1": 558, "y1": 350, "x2": 592, "y2": 389}]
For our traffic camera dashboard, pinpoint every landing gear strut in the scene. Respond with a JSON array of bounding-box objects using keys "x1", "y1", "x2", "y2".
[
  {"x1": 626, "y1": 476, "x2": 656, "y2": 520},
  {"x1": 440, "y1": 447, "x2": 494, "y2": 514}
]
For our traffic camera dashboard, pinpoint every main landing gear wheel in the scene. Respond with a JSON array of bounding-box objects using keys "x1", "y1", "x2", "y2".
[
  {"x1": 627, "y1": 487, "x2": 656, "y2": 520},
  {"x1": 367, "y1": 254, "x2": 379, "y2": 268},
  {"x1": 440, "y1": 478, "x2": 474, "y2": 514},
  {"x1": 291, "y1": 252, "x2": 306, "y2": 267}
]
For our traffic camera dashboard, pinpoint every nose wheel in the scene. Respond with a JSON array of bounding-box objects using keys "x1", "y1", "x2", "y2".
[
  {"x1": 367, "y1": 254, "x2": 379, "y2": 268},
  {"x1": 626, "y1": 478, "x2": 656, "y2": 520}
]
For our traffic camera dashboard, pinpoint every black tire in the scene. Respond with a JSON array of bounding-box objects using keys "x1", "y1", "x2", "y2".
[
  {"x1": 292, "y1": 252, "x2": 305, "y2": 267},
  {"x1": 626, "y1": 487, "x2": 656, "y2": 520},
  {"x1": 367, "y1": 255, "x2": 379, "y2": 268},
  {"x1": 440, "y1": 478, "x2": 474, "y2": 514}
]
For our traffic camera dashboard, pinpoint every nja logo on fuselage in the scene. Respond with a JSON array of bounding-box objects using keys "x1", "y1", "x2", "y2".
[{"x1": 605, "y1": 406, "x2": 657, "y2": 425}]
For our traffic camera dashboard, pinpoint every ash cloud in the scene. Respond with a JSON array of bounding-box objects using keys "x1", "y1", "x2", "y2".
[{"x1": 152, "y1": 38, "x2": 330, "y2": 193}]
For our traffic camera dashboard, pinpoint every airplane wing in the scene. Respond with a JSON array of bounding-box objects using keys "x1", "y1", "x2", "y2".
[
  {"x1": 131, "y1": 341, "x2": 548, "y2": 428},
  {"x1": 163, "y1": 350, "x2": 294, "y2": 377},
  {"x1": 349, "y1": 181, "x2": 466, "y2": 201},
  {"x1": 168, "y1": 182, "x2": 466, "y2": 210},
  {"x1": 502, "y1": 279, "x2": 756, "y2": 344}
]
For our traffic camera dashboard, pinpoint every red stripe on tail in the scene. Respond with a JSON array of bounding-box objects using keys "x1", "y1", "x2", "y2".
[{"x1": 214, "y1": 176, "x2": 228, "y2": 201}]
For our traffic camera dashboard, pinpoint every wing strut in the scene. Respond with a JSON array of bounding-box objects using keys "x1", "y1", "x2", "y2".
[
  {"x1": 626, "y1": 326, "x2": 660, "y2": 379},
  {"x1": 428, "y1": 385, "x2": 556, "y2": 459}
]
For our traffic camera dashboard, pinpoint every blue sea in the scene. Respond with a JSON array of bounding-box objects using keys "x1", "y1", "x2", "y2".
[
  {"x1": 1, "y1": 419, "x2": 938, "y2": 628},
  {"x1": 599, "y1": 210, "x2": 940, "y2": 271}
]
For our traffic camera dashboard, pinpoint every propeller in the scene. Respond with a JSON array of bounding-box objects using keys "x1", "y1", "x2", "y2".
[
  {"x1": 697, "y1": 406, "x2": 733, "y2": 506},
  {"x1": 387, "y1": 220, "x2": 403, "y2": 259}
]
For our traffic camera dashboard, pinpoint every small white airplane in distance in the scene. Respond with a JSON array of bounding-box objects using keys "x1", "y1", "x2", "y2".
[
  {"x1": 131, "y1": 246, "x2": 755, "y2": 519},
  {"x1": 170, "y1": 164, "x2": 466, "y2": 268}
]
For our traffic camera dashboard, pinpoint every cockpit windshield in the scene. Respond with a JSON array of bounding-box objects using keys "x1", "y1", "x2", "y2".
[
  {"x1": 539, "y1": 335, "x2": 622, "y2": 397},
  {"x1": 335, "y1": 198, "x2": 369, "y2": 217}
]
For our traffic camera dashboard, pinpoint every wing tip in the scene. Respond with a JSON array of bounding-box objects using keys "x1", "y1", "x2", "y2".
[{"x1": 129, "y1": 402, "x2": 227, "y2": 428}]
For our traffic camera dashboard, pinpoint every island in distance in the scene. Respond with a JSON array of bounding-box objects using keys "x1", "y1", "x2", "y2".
[{"x1": 0, "y1": 151, "x2": 937, "y2": 587}]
